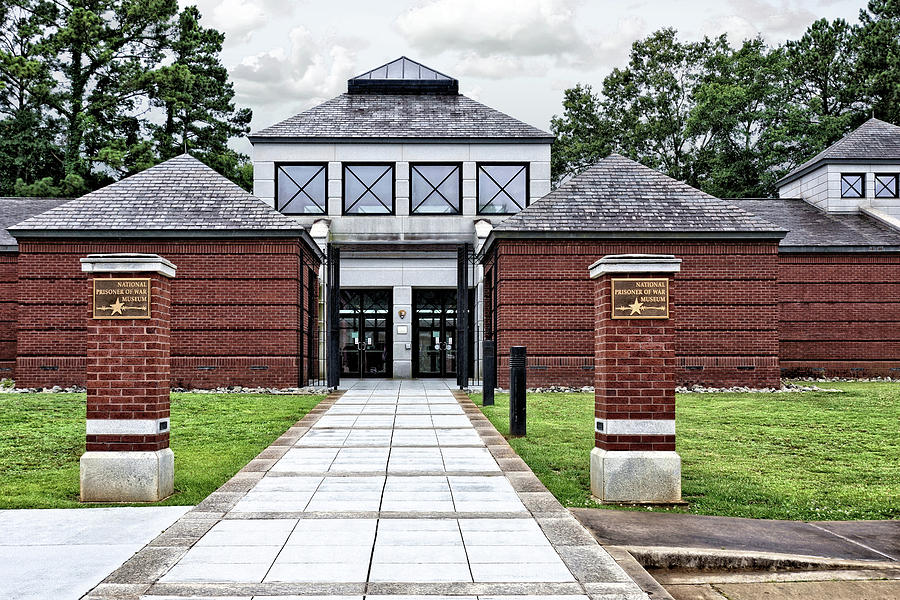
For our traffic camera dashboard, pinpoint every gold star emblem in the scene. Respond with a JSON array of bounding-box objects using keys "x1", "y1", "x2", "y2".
[
  {"x1": 626, "y1": 299, "x2": 645, "y2": 315},
  {"x1": 109, "y1": 298, "x2": 126, "y2": 315}
]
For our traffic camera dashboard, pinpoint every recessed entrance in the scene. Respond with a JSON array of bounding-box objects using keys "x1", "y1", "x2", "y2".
[
  {"x1": 413, "y1": 289, "x2": 463, "y2": 378},
  {"x1": 339, "y1": 289, "x2": 392, "y2": 378}
]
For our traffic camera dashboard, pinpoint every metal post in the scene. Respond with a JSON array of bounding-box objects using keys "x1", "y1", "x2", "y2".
[
  {"x1": 326, "y1": 245, "x2": 340, "y2": 389},
  {"x1": 456, "y1": 244, "x2": 469, "y2": 389},
  {"x1": 482, "y1": 340, "x2": 495, "y2": 406},
  {"x1": 509, "y1": 346, "x2": 526, "y2": 436}
]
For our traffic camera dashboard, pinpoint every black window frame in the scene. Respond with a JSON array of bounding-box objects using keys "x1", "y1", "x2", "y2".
[
  {"x1": 342, "y1": 162, "x2": 395, "y2": 216},
  {"x1": 409, "y1": 162, "x2": 463, "y2": 215},
  {"x1": 840, "y1": 173, "x2": 866, "y2": 199},
  {"x1": 874, "y1": 173, "x2": 899, "y2": 199},
  {"x1": 275, "y1": 162, "x2": 329, "y2": 215},
  {"x1": 476, "y1": 162, "x2": 530, "y2": 215}
]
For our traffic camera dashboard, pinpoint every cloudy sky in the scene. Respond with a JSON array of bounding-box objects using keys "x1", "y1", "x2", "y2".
[{"x1": 179, "y1": 0, "x2": 866, "y2": 141}]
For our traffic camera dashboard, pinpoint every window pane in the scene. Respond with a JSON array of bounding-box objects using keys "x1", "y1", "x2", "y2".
[
  {"x1": 411, "y1": 165, "x2": 460, "y2": 214},
  {"x1": 277, "y1": 165, "x2": 326, "y2": 214},
  {"x1": 840, "y1": 174, "x2": 863, "y2": 198},
  {"x1": 344, "y1": 165, "x2": 393, "y2": 214},
  {"x1": 478, "y1": 165, "x2": 527, "y2": 213},
  {"x1": 875, "y1": 174, "x2": 898, "y2": 198}
]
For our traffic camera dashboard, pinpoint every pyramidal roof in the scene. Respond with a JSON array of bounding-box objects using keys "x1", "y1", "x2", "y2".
[
  {"x1": 9, "y1": 154, "x2": 310, "y2": 238},
  {"x1": 348, "y1": 57, "x2": 457, "y2": 94},
  {"x1": 491, "y1": 154, "x2": 783, "y2": 239},
  {"x1": 778, "y1": 118, "x2": 900, "y2": 186}
]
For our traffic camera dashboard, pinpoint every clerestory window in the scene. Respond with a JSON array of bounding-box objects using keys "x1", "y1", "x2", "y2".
[
  {"x1": 410, "y1": 164, "x2": 461, "y2": 214},
  {"x1": 874, "y1": 174, "x2": 899, "y2": 199},
  {"x1": 343, "y1": 164, "x2": 394, "y2": 215},
  {"x1": 477, "y1": 163, "x2": 528, "y2": 214},
  {"x1": 276, "y1": 163, "x2": 327, "y2": 214},
  {"x1": 840, "y1": 173, "x2": 865, "y2": 198}
]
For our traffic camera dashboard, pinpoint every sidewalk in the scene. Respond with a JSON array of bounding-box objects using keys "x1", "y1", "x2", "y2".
[
  {"x1": 85, "y1": 379, "x2": 651, "y2": 599},
  {"x1": 0, "y1": 506, "x2": 188, "y2": 600},
  {"x1": 572, "y1": 508, "x2": 900, "y2": 600}
]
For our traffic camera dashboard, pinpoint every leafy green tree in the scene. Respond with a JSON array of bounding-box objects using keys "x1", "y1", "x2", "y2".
[
  {"x1": 149, "y1": 5, "x2": 252, "y2": 188},
  {"x1": 0, "y1": 1, "x2": 65, "y2": 195},
  {"x1": 549, "y1": 84, "x2": 611, "y2": 186},
  {"x1": 857, "y1": 0, "x2": 900, "y2": 123}
]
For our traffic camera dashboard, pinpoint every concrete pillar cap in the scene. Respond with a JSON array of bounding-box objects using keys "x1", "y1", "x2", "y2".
[
  {"x1": 589, "y1": 254, "x2": 682, "y2": 279},
  {"x1": 81, "y1": 253, "x2": 176, "y2": 278}
]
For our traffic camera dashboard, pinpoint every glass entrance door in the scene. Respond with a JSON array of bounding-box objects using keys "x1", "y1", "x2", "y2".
[
  {"x1": 413, "y1": 290, "x2": 458, "y2": 378},
  {"x1": 339, "y1": 290, "x2": 391, "y2": 378}
]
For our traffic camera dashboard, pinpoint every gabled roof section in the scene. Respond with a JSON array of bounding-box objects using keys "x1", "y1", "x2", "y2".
[
  {"x1": 489, "y1": 154, "x2": 783, "y2": 242},
  {"x1": 733, "y1": 197, "x2": 900, "y2": 252},
  {"x1": 349, "y1": 57, "x2": 458, "y2": 94},
  {"x1": 778, "y1": 118, "x2": 900, "y2": 187},
  {"x1": 250, "y1": 93, "x2": 552, "y2": 143},
  {"x1": 8, "y1": 154, "x2": 314, "y2": 244},
  {"x1": 0, "y1": 196, "x2": 71, "y2": 251}
]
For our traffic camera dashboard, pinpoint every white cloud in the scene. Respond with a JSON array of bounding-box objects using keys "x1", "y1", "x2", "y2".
[
  {"x1": 230, "y1": 26, "x2": 357, "y2": 119},
  {"x1": 700, "y1": 0, "x2": 819, "y2": 43},
  {"x1": 179, "y1": 0, "x2": 298, "y2": 44}
]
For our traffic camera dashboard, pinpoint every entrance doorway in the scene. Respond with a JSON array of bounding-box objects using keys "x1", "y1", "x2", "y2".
[
  {"x1": 339, "y1": 289, "x2": 392, "y2": 378},
  {"x1": 413, "y1": 289, "x2": 461, "y2": 378}
]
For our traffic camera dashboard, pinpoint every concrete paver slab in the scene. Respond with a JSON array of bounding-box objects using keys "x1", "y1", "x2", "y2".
[{"x1": 0, "y1": 506, "x2": 188, "y2": 600}]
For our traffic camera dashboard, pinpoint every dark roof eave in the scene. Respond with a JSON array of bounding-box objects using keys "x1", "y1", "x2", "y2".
[
  {"x1": 777, "y1": 157, "x2": 900, "y2": 187},
  {"x1": 8, "y1": 228, "x2": 325, "y2": 261},
  {"x1": 778, "y1": 244, "x2": 900, "y2": 253},
  {"x1": 248, "y1": 135, "x2": 555, "y2": 144},
  {"x1": 479, "y1": 228, "x2": 787, "y2": 260}
]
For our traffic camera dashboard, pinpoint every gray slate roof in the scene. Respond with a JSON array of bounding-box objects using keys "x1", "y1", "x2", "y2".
[
  {"x1": 778, "y1": 118, "x2": 900, "y2": 186},
  {"x1": 733, "y1": 197, "x2": 900, "y2": 250},
  {"x1": 491, "y1": 154, "x2": 783, "y2": 239},
  {"x1": 9, "y1": 154, "x2": 309, "y2": 238},
  {"x1": 0, "y1": 197, "x2": 71, "y2": 250},
  {"x1": 249, "y1": 93, "x2": 552, "y2": 141}
]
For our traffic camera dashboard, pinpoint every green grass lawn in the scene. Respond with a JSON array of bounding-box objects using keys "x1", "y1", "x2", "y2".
[
  {"x1": 472, "y1": 382, "x2": 900, "y2": 521},
  {"x1": 0, "y1": 392, "x2": 324, "y2": 508}
]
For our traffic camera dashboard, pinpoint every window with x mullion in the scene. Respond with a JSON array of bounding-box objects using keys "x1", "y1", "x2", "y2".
[
  {"x1": 478, "y1": 164, "x2": 528, "y2": 214},
  {"x1": 276, "y1": 164, "x2": 327, "y2": 214},
  {"x1": 344, "y1": 164, "x2": 394, "y2": 214},
  {"x1": 411, "y1": 164, "x2": 461, "y2": 214},
  {"x1": 875, "y1": 174, "x2": 899, "y2": 198},
  {"x1": 840, "y1": 173, "x2": 865, "y2": 198}
]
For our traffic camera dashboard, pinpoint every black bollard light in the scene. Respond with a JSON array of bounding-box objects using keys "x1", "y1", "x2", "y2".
[
  {"x1": 482, "y1": 340, "x2": 496, "y2": 406},
  {"x1": 509, "y1": 346, "x2": 526, "y2": 436}
]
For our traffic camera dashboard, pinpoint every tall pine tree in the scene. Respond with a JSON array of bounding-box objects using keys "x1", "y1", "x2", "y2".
[{"x1": 150, "y1": 6, "x2": 252, "y2": 189}]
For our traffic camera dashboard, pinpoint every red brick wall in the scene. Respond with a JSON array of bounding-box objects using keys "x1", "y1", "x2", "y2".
[
  {"x1": 778, "y1": 252, "x2": 900, "y2": 378},
  {"x1": 15, "y1": 239, "x2": 320, "y2": 388},
  {"x1": 486, "y1": 240, "x2": 782, "y2": 388},
  {"x1": 0, "y1": 253, "x2": 16, "y2": 378}
]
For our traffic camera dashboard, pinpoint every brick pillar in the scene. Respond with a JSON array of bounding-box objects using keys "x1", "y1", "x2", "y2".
[
  {"x1": 79, "y1": 254, "x2": 176, "y2": 502},
  {"x1": 589, "y1": 254, "x2": 682, "y2": 503}
]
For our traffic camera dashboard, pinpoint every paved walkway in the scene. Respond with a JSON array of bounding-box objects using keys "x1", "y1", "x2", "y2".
[
  {"x1": 0, "y1": 506, "x2": 188, "y2": 600},
  {"x1": 86, "y1": 379, "x2": 648, "y2": 599}
]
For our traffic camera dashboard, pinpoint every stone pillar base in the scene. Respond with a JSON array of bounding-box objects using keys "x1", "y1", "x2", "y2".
[
  {"x1": 80, "y1": 449, "x2": 174, "y2": 502},
  {"x1": 590, "y1": 447, "x2": 681, "y2": 504}
]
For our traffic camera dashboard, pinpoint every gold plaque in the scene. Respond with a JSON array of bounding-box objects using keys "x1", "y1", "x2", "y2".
[
  {"x1": 611, "y1": 278, "x2": 669, "y2": 319},
  {"x1": 92, "y1": 278, "x2": 151, "y2": 319}
]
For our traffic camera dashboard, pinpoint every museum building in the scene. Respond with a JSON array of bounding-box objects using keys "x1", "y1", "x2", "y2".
[{"x1": 1, "y1": 58, "x2": 899, "y2": 390}]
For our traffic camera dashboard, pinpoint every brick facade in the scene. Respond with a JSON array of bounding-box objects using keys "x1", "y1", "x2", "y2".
[
  {"x1": 15, "y1": 239, "x2": 320, "y2": 388},
  {"x1": 0, "y1": 253, "x2": 16, "y2": 378},
  {"x1": 778, "y1": 252, "x2": 900, "y2": 377},
  {"x1": 485, "y1": 240, "x2": 782, "y2": 388}
]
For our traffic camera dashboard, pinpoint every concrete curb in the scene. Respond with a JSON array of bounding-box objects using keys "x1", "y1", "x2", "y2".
[{"x1": 620, "y1": 544, "x2": 900, "y2": 572}]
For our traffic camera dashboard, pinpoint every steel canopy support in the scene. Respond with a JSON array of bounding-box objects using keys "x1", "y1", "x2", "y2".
[
  {"x1": 326, "y1": 245, "x2": 341, "y2": 389},
  {"x1": 456, "y1": 244, "x2": 470, "y2": 389}
]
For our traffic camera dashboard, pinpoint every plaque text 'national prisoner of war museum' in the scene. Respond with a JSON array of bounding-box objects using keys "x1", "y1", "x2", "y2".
[
  {"x1": 92, "y1": 278, "x2": 151, "y2": 319},
  {"x1": 611, "y1": 278, "x2": 669, "y2": 319}
]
